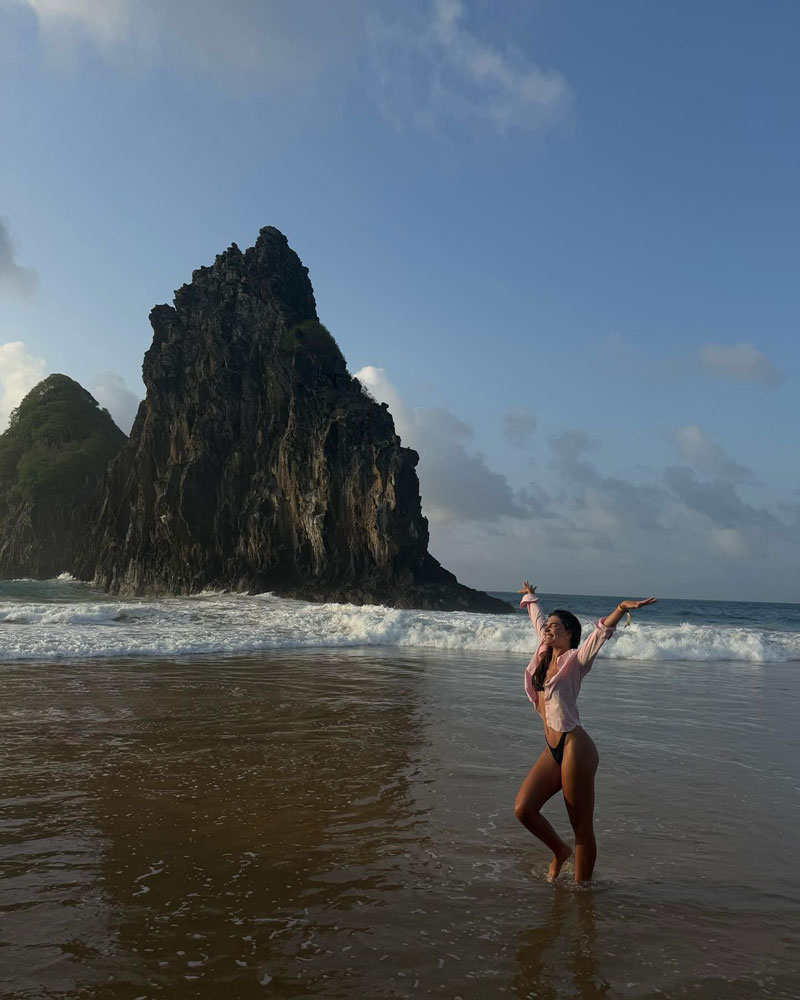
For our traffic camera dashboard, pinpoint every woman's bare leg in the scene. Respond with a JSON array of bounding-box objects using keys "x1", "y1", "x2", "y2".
[
  {"x1": 561, "y1": 729, "x2": 599, "y2": 883},
  {"x1": 514, "y1": 748, "x2": 572, "y2": 878}
]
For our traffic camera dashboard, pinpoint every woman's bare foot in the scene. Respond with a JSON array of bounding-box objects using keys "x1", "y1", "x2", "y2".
[{"x1": 547, "y1": 844, "x2": 572, "y2": 880}]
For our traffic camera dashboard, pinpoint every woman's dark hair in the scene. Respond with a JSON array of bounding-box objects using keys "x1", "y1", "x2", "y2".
[{"x1": 532, "y1": 609, "x2": 582, "y2": 691}]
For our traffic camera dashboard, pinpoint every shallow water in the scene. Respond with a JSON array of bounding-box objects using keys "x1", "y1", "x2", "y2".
[{"x1": 1, "y1": 648, "x2": 799, "y2": 998}]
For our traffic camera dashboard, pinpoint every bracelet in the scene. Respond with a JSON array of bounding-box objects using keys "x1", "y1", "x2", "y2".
[{"x1": 617, "y1": 603, "x2": 627, "y2": 613}]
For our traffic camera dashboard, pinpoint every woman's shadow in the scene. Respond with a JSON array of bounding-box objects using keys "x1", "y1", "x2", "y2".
[{"x1": 513, "y1": 885, "x2": 612, "y2": 1000}]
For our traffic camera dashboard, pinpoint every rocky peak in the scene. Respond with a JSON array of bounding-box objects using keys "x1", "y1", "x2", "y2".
[{"x1": 75, "y1": 228, "x2": 509, "y2": 613}]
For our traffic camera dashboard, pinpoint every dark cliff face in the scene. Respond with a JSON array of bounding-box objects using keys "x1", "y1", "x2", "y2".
[
  {"x1": 0, "y1": 375, "x2": 127, "y2": 579},
  {"x1": 76, "y1": 227, "x2": 509, "y2": 613}
]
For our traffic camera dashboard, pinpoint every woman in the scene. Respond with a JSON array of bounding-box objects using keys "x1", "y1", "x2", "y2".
[{"x1": 514, "y1": 582, "x2": 656, "y2": 883}]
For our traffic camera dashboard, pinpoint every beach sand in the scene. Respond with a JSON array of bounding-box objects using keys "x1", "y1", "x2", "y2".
[{"x1": 2, "y1": 648, "x2": 798, "y2": 998}]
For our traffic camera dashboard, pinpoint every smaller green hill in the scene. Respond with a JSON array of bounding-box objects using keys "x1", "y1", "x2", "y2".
[{"x1": 0, "y1": 375, "x2": 127, "y2": 578}]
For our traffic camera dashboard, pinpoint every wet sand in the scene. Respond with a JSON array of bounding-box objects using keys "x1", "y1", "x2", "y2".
[{"x1": 1, "y1": 648, "x2": 798, "y2": 998}]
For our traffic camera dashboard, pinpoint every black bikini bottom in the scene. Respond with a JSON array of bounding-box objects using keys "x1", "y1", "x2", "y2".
[{"x1": 547, "y1": 731, "x2": 567, "y2": 765}]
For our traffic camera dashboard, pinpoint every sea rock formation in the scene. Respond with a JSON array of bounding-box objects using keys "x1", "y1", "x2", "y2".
[
  {"x1": 76, "y1": 227, "x2": 509, "y2": 612},
  {"x1": 0, "y1": 375, "x2": 127, "y2": 579}
]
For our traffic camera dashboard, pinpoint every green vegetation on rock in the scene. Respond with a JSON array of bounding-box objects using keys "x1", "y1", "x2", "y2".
[
  {"x1": 281, "y1": 319, "x2": 346, "y2": 370},
  {"x1": 0, "y1": 374, "x2": 127, "y2": 508}
]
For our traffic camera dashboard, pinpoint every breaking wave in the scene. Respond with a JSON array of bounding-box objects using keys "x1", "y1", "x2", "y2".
[{"x1": 1, "y1": 590, "x2": 798, "y2": 664}]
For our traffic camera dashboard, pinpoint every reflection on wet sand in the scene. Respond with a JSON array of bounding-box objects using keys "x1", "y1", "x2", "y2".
[
  {"x1": 1, "y1": 676, "x2": 135, "y2": 995},
  {"x1": 95, "y1": 653, "x2": 432, "y2": 998},
  {"x1": 2, "y1": 652, "x2": 430, "y2": 998},
  {"x1": 513, "y1": 888, "x2": 609, "y2": 1000}
]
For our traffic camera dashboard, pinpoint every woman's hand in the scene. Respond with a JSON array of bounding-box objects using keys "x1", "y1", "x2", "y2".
[
  {"x1": 518, "y1": 581, "x2": 537, "y2": 595},
  {"x1": 603, "y1": 596, "x2": 656, "y2": 628},
  {"x1": 618, "y1": 598, "x2": 657, "y2": 611}
]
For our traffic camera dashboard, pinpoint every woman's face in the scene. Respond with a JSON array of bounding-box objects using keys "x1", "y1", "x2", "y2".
[{"x1": 543, "y1": 615, "x2": 569, "y2": 646}]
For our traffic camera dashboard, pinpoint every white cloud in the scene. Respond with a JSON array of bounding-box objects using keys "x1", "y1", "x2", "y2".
[
  {"x1": 709, "y1": 528, "x2": 747, "y2": 559},
  {"x1": 0, "y1": 341, "x2": 47, "y2": 430},
  {"x1": 356, "y1": 365, "x2": 527, "y2": 523},
  {"x1": 355, "y1": 365, "x2": 414, "y2": 441},
  {"x1": 528, "y1": 438, "x2": 794, "y2": 597},
  {"x1": 366, "y1": 0, "x2": 570, "y2": 133},
  {"x1": 549, "y1": 428, "x2": 596, "y2": 476},
  {"x1": 21, "y1": 0, "x2": 131, "y2": 48},
  {"x1": 0, "y1": 218, "x2": 37, "y2": 296},
  {"x1": 12, "y1": 0, "x2": 570, "y2": 133},
  {"x1": 699, "y1": 343, "x2": 782, "y2": 386},
  {"x1": 12, "y1": 0, "x2": 365, "y2": 87},
  {"x1": 662, "y1": 466, "x2": 776, "y2": 530},
  {"x1": 672, "y1": 425, "x2": 755, "y2": 484},
  {"x1": 344, "y1": 393, "x2": 798, "y2": 598},
  {"x1": 546, "y1": 429, "x2": 665, "y2": 535},
  {"x1": 90, "y1": 371, "x2": 140, "y2": 434},
  {"x1": 502, "y1": 408, "x2": 536, "y2": 446}
]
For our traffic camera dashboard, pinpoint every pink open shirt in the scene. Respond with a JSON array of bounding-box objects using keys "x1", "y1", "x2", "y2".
[{"x1": 520, "y1": 594, "x2": 615, "y2": 733}]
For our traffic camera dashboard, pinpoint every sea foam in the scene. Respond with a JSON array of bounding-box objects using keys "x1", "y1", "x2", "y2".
[{"x1": 1, "y1": 592, "x2": 798, "y2": 664}]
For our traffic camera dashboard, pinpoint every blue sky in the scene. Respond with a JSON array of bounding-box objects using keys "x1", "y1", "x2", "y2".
[{"x1": 1, "y1": 0, "x2": 797, "y2": 601}]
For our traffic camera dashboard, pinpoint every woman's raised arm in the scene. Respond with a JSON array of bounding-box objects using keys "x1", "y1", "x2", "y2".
[{"x1": 518, "y1": 581, "x2": 546, "y2": 638}]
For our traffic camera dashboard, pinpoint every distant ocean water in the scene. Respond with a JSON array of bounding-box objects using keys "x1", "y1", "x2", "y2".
[{"x1": 0, "y1": 576, "x2": 798, "y2": 664}]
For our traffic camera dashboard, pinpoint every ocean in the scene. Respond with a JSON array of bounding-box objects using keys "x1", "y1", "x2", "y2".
[{"x1": 1, "y1": 579, "x2": 799, "y2": 998}]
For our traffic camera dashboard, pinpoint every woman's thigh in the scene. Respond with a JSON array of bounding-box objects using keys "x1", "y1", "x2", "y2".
[
  {"x1": 561, "y1": 730, "x2": 599, "y2": 828},
  {"x1": 515, "y1": 747, "x2": 563, "y2": 814}
]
